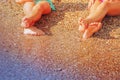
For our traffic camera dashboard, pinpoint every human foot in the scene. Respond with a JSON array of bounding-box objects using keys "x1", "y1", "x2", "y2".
[
  {"x1": 24, "y1": 26, "x2": 45, "y2": 36},
  {"x1": 83, "y1": 22, "x2": 102, "y2": 39},
  {"x1": 21, "y1": 17, "x2": 35, "y2": 28},
  {"x1": 78, "y1": 18, "x2": 88, "y2": 32}
]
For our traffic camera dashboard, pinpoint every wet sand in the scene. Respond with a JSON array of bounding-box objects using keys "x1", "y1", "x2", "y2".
[{"x1": 0, "y1": 0, "x2": 120, "y2": 80}]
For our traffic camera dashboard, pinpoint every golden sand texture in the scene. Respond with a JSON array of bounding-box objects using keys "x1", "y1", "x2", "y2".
[{"x1": 0, "y1": 0, "x2": 120, "y2": 79}]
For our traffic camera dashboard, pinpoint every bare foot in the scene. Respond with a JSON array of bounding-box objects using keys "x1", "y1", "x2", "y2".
[
  {"x1": 83, "y1": 22, "x2": 102, "y2": 39},
  {"x1": 24, "y1": 26, "x2": 45, "y2": 36},
  {"x1": 21, "y1": 17, "x2": 35, "y2": 28},
  {"x1": 78, "y1": 18, "x2": 88, "y2": 32}
]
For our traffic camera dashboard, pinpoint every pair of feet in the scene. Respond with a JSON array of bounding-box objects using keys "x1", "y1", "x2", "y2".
[
  {"x1": 79, "y1": 18, "x2": 102, "y2": 39},
  {"x1": 21, "y1": 16, "x2": 102, "y2": 38},
  {"x1": 21, "y1": 16, "x2": 45, "y2": 36}
]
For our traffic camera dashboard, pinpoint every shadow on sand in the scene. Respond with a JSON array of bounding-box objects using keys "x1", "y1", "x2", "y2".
[
  {"x1": 93, "y1": 16, "x2": 120, "y2": 39},
  {"x1": 35, "y1": 2, "x2": 120, "y2": 40},
  {"x1": 34, "y1": 2, "x2": 87, "y2": 35}
]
